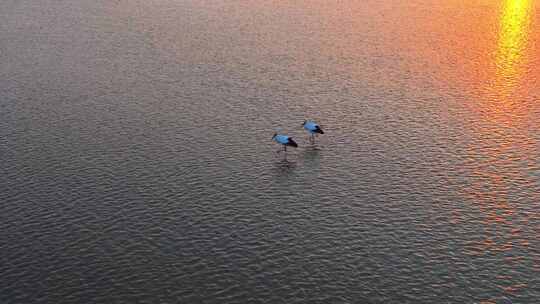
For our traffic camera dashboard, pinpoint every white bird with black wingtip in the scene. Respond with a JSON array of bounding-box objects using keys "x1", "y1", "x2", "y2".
[
  {"x1": 272, "y1": 132, "x2": 298, "y2": 157},
  {"x1": 302, "y1": 120, "x2": 324, "y2": 144}
]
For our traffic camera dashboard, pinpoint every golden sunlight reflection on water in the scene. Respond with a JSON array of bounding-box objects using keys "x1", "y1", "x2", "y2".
[
  {"x1": 491, "y1": 0, "x2": 533, "y2": 105},
  {"x1": 462, "y1": 5, "x2": 536, "y2": 296}
]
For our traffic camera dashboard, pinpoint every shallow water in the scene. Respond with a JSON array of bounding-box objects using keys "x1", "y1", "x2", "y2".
[{"x1": 1, "y1": 0, "x2": 539, "y2": 303}]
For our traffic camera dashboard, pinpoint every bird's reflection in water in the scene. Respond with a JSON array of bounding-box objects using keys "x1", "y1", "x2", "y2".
[
  {"x1": 301, "y1": 146, "x2": 321, "y2": 168},
  {"x1": 274, "y1": 158, "x2": 297, "y2": 171},
  {"x1": 271, "y1": 158, "x2": 297, "y2": 184},
  {"x1": 271, "y1": 146, "x2": 322, "y2": 180}
]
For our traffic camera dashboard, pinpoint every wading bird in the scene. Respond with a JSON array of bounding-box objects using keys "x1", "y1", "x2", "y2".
[
  {"x1": 302, "y1": 120, "x2": 324, "y2": 143},
  {"x1": 272, "y1": 133, "x2": 298, "y2": 157}
]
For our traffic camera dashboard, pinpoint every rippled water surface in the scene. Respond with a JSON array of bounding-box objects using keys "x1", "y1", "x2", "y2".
[{"x1": 1, "y1": 1, "x2": 540, "y2": 303}]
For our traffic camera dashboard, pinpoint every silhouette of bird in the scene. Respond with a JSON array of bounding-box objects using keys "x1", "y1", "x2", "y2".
[
  {"x1": 302, "y1": 120, "x2": 324, "y2": 143},
  {"x1": 272, "y1": 133, "x2": 298, "y2": 156}
]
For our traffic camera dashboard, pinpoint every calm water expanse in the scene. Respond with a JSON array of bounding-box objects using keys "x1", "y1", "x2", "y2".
[{"x1": 1, "y1": 0, "x2": 539, "y2": 303}]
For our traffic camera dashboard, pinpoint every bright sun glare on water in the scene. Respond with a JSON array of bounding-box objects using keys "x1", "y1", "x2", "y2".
[{"x1": 494, "y1": 0, "x2": 533, "y2": 97}]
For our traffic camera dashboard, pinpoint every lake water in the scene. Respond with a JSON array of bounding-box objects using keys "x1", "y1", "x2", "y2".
[{"x1": 1, "y1": 0, "x2": 539, "y2": 303}]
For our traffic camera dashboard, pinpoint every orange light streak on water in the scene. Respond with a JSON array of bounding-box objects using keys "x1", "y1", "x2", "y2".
[{"x1": 490, "y1": 0, "x2": 533, "y2": 107}]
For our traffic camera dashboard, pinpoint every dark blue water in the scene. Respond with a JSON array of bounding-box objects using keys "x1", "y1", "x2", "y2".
[{"x1": 1, "y1": 1, "x2": 539, "y2": 303}]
